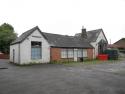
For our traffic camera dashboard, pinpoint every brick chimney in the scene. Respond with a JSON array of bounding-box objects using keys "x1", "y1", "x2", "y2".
[{"x1": 81, "y1": 26, "x2": 87, "y2": 39}]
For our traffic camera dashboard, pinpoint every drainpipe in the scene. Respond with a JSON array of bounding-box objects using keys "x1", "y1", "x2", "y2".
[{"x1": 18, "y1": 43, "x2": 20, "y2": 64}]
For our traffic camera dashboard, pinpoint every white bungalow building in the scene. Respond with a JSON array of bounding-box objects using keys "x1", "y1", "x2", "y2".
[{"x1": 10, "y1": 26, "x2": 108, "y2": 65}]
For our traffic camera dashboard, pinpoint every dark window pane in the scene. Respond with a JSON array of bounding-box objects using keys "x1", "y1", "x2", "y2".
[{"x1": 31, "y1": 41, "x2": 41, "y2": 47}]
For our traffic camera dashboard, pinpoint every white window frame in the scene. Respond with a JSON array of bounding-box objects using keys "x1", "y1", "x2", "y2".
[
  {"x1": 83, "y1": 49, "x2": 87, "y2": 57},
  {"x1": 61, "y1": 49, "x2": 67, "y2": 58},
  {"x1": 68, "y1": 49, "x2": 74, "y2": 58}
]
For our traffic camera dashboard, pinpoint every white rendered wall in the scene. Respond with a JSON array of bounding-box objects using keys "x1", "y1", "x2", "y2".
[
  {"x1": 10, "y1": 44, "x2": 19, "y2": 64},
  {"x1": 20, "y1": 30, "x2": 50, "y2": 64}
]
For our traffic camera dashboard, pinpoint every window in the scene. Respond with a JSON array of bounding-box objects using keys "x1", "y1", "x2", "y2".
[
  {"x1": 61, "y1": 49, "x2": 67, "y2": 58},
  {"x1": 83, "y1": 49, "x2": 87, "y2": 57},
  {"x1": 61, "y1": 49, "x2": 74, "y2": 58},
  {"x1": 68, "y1": 49, "x2": 74, "y2": 58},
  {"x1": 77, "y1": 49, "x2": 83, "y2": 57},
  {"x1": 31, "y1": 41, "x2": 41, "y2": 59}
]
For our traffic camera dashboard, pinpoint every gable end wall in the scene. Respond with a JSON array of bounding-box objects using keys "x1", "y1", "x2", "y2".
[
  {"x1": 20, "y1": 29, "x2": 50, "y2": 64},
  {"x1": 90, "y1": 31, "x2": 107, "y2": 58}
]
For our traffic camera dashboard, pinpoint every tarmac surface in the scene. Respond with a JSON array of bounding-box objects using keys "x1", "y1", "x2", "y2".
[{"x1": 0, "y1": 59, "x2": 125, "y2": 94}]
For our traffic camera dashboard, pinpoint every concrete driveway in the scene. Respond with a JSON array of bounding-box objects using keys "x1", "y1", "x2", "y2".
[{"x1": 0, "y1": 59, "x2": 125, "y2": 94}]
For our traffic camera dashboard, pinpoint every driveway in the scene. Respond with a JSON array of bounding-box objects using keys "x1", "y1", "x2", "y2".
[{"x1": 0, "y1": 59, "x2": 125, "y2": 94}]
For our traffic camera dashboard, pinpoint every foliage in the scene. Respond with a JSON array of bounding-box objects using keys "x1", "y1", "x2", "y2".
[{"x1": 0, "y1": 23, "x2": 17, "y2": 53}]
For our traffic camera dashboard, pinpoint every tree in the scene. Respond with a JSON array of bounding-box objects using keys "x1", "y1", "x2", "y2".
[{"x1": 0, "y1": 23, "x2": 17, "y2": 53}]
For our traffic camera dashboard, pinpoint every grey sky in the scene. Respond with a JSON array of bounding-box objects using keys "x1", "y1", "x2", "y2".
[{"x1": 0, "y1": 0, "x2": 125, "y2": 43}]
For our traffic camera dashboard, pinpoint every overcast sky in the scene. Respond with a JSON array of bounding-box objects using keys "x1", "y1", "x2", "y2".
[{"x1": 0, "y1": 0, "x2": 125, "y2": 43}]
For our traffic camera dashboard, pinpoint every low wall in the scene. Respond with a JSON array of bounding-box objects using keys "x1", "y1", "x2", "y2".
[{"x1": 0, "y1": 54, "x2": 9, "y2": 59}]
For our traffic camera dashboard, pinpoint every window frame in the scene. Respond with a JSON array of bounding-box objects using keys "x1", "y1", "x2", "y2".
[
  {"x1": 77, "y1": 49, "x2": 83, "y2": 57},
  {"x1": 31, "y1": 41, "x2": 42, "y2": 59},
  {"x1": 61, "y1": 49, "x2": 68, "y2": 58},
  {"x1": 83, "y1": 49, "x2": 87, "y2": 57},
  {"x1": 67, "y1": 49, "x2": 74, "y2": 58},
  {"x1": 61, "y1": 48, "x2": 74, "y2": 58}
]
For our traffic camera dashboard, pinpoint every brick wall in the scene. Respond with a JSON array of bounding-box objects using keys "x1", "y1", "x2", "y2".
[
  {"x1": 50, "y1": 48, "x2": 94, "y2": 62},
  {"x1": 87, "y1": 49, "x2": 93, "y2": 60},
  {"x1": 50, "y1": 48, "x2": 61, "y2": 61}
]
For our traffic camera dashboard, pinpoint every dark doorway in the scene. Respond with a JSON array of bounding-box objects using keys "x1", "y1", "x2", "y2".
[{"x1": 98, "y1": 40, "x2": 107, "y2": 54}]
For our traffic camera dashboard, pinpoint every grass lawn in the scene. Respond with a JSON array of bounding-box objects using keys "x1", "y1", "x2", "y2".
[{"x1": 60, "y1": 58, "x2": 125, "y2": 67}]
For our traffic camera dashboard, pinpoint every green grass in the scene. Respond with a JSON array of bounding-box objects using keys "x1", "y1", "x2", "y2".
[
  {"x1": 10, "y1": 58, "x2": 125, "y2": 66},
  {"x1": 61, "y1": 58, "x2": 124, "y2": 67}
]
